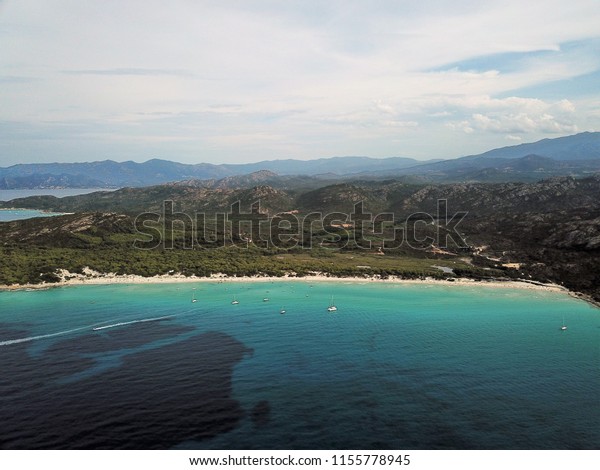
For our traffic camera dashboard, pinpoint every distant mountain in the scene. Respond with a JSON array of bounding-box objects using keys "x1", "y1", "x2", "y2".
[
  {"x1": 471, "y1": 131, "x2": 600, "y2": 161},
  {"x1": 0, "y1": 156, "x2": 432, "y2": 189},
  {"x1": 391, "y1": 132, "x2": 600, "y2": 181},
  {"x1": 0, "y1": 173, "x2": 107, "y2": 189},
  {"x1": 1, "y1": 132, "x2": 598, "y2": 188},
  {"x1": 0, "y1": 159, "x2": 231, "y2": 188},
  {"x1": 222, "y1": 156, "x2": 433, "y2": 175},
  {"x1": 396, "y1": 153, "x2": 600, "y2": 182},
  {"x1": 169, "y1": 170, "x2": 354, "y2": 192}
]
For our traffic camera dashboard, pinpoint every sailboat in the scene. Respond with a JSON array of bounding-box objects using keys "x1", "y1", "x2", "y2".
[
  {"x1": 191, "y1": 288, "x2": 197, "y2": 303},
  {"x1": 560, "y1": 315, "x2": 567, "y2": 331},
  {"x1": 327, "y1": 295, "x2": 337, "y2": 312},
  {"x1": 231, "y1": 295, "x2": 239, "y2": 305}
]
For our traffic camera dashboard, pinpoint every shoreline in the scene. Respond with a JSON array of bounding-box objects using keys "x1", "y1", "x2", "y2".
[
  {"x1": 0, "y1": 208, "x2": 73, "y2": 216},
  {"x1": 3, "y1": 270, "x2": 598, "y2": 308},
  {"x1": 0, "y1": 268, "x2": 570, "y2": 293}
]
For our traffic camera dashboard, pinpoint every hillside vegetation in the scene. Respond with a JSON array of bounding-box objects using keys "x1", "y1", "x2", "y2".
[{"x1": 1, "y1": 174, "x2": 598, "y2": 302}]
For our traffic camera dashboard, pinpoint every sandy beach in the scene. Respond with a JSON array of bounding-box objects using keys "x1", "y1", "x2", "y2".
[
  {"x1": 0, "y1": 267, "x2": 568, "y2": 293},
  {"x1": 3, "y1": 268, "x2": 598, "y2": 318}
]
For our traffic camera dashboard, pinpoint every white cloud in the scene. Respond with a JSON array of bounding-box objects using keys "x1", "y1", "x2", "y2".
[
  {"x1": 0, "y1": 0, "x2": 599, "y2": 163},
  {"x1": 471, "y1": 112, "x2": 577, "y2": 134},
  {"x1": 445, "y1": 121, "x2": 475, "y2": 134},
  {"x1": 444, "y1": 97, "x2": 579, "y2": 134}
]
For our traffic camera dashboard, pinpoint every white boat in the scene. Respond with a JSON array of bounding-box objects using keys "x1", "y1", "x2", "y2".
[
  {"x1": 263, "y1": 298, "x2": 270, "y2": 302},
  {"x1": 327, "y1": 295, "x2": 337, "y2": 312},
  {"x1": 231, "y1": 296, "x2": 239, "y2": 305},
  {"x1": 280, "y1": 306, "x2": 286, "y2": 314},
  {"x1": 560, "y1": 316, "x2": 567, "y2": 330},
  {"x1": 191, "y1": 289, "x2": 197, "y2": 303}
]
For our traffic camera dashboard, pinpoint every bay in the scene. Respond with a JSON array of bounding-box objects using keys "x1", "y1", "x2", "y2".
[
  {"x1": 0, "y1": 209, "x2": 69, "y2": 221},
  {"x1": 0, "y1": 281, "x2": 598, "y2": 449}
]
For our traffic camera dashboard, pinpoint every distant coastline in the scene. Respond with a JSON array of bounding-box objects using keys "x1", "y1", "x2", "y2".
[
  {"x1": 0, "y1": 208, "x2": 73, "y2": 222},
  {"x1": 0, "y1": 188, "x2": 114, "y2": 202},
  {"x1": 0, "y1": 208, "x2": 71, "y2": 213}
]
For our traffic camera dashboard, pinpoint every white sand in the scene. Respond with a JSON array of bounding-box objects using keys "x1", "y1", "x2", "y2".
[{"x1": 0, "y1": 267, "x2": 566, "y2": 293}]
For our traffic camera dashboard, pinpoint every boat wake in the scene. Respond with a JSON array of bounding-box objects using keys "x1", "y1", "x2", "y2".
[
  {"x1": 0, "y1": 315, "x2": 175, "y2": 346},
  {"x1": 92, "y1": 315, "x2": 174, "y2": 331},
  {"x1": 0, "y1": 326, "x2": 90, "y2": 346}
]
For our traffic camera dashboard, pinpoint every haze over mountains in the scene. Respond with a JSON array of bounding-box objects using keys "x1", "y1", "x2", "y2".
[{"x1": 1, "y1": 132, "x2": 599, "y2": 189}]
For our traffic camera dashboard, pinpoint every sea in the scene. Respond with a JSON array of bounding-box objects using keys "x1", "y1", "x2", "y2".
[
  {"x1": 0, "y1": 209, "x2": 70, "y2": 222},
  {"x1": 0, "y1": 281, "x2": 598, "y2": 450},
  {"x1": 0, "y1": 188, "x2": 113, "y2": 221}
]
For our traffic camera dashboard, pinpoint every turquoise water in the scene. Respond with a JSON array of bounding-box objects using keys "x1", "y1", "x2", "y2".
[
  {"x1": 0, "y1": 281, "x2": 598, "y2": 449},
  {"x1": 0, "y1": 209, "x2": 69, "y2": 221}
]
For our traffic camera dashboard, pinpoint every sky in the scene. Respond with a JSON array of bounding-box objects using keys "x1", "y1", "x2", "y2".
[{"x1": 1, "y1": 0, "x2": 599, "y2": 165}]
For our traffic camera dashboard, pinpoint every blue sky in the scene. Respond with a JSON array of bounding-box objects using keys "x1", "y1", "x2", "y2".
[{"x1": 1, "y1": 0, "x2": 599, "y2": 165}]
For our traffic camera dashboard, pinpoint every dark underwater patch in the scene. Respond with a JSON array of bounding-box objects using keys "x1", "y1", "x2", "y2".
[
  {"x1": 250, "y1": 400, "x2": 271, "y2": 427},
  {"x1": 0, "y1": 324, "x2": 252, "y2": 449}
]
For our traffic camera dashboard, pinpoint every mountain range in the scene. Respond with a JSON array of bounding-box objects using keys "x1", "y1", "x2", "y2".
[{"x1": 1, "y1": 132, "x2": 599, "y2": 189}]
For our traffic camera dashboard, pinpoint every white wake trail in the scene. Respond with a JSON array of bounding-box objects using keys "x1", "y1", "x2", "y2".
[
  {"x1": 92, "y1": 315, "x2": 174, "y2": 331},
  {"x1": 0, "y1": 314, "x2": 176, "y2": 346},
  {"x1": 0, "y1": 326, "x2": 90, "y2": 346}
]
